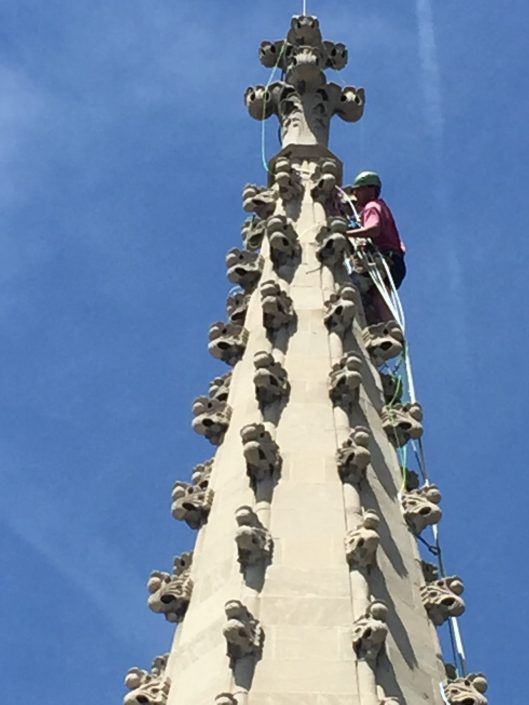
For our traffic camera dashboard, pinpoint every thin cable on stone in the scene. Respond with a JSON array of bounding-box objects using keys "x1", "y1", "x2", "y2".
[
  {"x1": 447, "y1": 618, "x2": 463, "y2": 678},
  {"x1": 451, "y1": 617, "x2": 468, "y2": 675},
  {"x1": 439, "y1": 683, "x2": 452, "y2": 705},
  {"x1": 260, "y1": 40, "x2": 288, "y2": 172},
  {"x1": 430, "y1": 514, "x2": 467, "y2": 676}
]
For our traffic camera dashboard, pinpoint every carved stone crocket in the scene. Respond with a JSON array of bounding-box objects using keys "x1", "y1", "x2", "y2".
[
  {"x1": 235, "y1": 505, "x2": 273, "y2": 567},
  {"x1": 147, "y1": 552, "x2": 193, "y2": 623},
  {"x1": 124, "y1": 655, "x2": 170, "y2": 705},
  {"x1": 241, "y1": 423, "x2": 282, "y2": 485},
  {"x1": 345, "y1": 510, "x2": 381, "y2": 570},
  {"x1": 336, "y1": 426, "x2": 371, "y2": 485},
  {"x1": 223, "y1": 600, "x2": 263, "y2": 662}
]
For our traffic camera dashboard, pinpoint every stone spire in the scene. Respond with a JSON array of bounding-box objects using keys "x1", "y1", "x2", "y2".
[{"x1": 123, "y1": 14, "x2": 488, "y2": 705}]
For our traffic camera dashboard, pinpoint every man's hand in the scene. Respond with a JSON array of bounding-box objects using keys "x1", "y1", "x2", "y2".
[
  {"x1": 346, "y1": 223, "x2": 380, "y2": 241},
  {"x1": 353, "y1": 237, "x2": 370, "y2": 249}
]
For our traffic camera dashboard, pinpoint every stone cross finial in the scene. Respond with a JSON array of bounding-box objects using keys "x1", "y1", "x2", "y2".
[{"x1": 245, "y1": 16, "x2": 365, "y2": 148}]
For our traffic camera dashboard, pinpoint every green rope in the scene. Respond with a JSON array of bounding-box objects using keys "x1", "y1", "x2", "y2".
[{"x1": 398, "y1": 444, "x2": 408, "y2": 493}]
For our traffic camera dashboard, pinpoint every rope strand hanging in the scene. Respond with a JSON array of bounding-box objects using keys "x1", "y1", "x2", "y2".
[
  {"x1": 338, "y1": 182, "x2": 471, "y2": 678},
  {"x1": 260, "y1": 40, "x2": 288, "y2": 172}
]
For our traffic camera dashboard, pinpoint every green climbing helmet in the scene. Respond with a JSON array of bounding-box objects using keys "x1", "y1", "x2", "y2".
[{"x1": 352, "y1": 171, "x2": 382, "y2": 189}]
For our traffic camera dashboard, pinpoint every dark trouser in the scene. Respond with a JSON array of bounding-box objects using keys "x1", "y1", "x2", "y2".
[{"x1": 380, "y1": 250, "x2": 406, "y2": 289}]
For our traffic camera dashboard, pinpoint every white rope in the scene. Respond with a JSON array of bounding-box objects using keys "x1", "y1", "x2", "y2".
[
  {"x1": 335, "y1": 184, "x2": 417, "y2": 400},
  {"x1": 335, "y1": 185, "x2": 406, "y2": 328},
  {"x1": 370, "y1": 250, "x2": 419, "y2": 401},
  {"x1": 439, "y1": 682, "x2": 451, "y2": 705},
  {"x1": 335, "y1": 185, "x2": 361, "y2": 223},
  {"x1": 450, "y1": 617, "x2": 468, "y2": 674},
  {"x1": 403, "y1": 349, "x2": 417, "y2": 402},
  {"x1": 334, "y1": 186, "x2": 404, "y2": 324},
  {"x1": 302, "y1": 0, "x2": 307, "y2": 15},
  {"x1": 227, "y1": 285, "x2": 244, "y2": 297},
  {"x1": 260, "y1": 41, "x2": 287, "y2": 172},
  {"x1": 376, "y1": 253, "x2": 407, "y2": 331},
  {"x1": 337, "y1": 186, "x2": 469, "y2": 679},
  {"x1": 363, "y1": 251, "x2": 403, "y2": 325}
]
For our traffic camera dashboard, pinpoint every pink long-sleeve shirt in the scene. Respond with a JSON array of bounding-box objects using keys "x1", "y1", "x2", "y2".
[{"x1": 361, "y1": 198, "x2": 406, "y2": 254}]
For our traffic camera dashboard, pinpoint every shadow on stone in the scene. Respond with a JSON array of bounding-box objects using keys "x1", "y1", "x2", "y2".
[{"x1": 372, "y1": 569, "x2": 419, "y2": 670}]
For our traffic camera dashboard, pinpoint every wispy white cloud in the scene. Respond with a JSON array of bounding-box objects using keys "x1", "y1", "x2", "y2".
[
  {"x1": 0, "y1": 66, "x2": 44, "y2": 208},
  {"x1": 0, "y1": 464, "x2": 148, "y2": 645},
  {"x1": 415, "y1": 0, "x2": 444, "y2": 148},
  {"x1": 414, "y1": 0, "x2": 469, "y2": 373}
]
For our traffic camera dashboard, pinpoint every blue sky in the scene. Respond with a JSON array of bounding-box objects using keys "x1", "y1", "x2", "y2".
[{"x1": 1, "y1": 0, "x2": 527, "y2": 702}]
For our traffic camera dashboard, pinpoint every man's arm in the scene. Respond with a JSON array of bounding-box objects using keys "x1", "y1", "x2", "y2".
[
  {"x1": 346, "y1": 201, "x2": 382, "y2": 242},
  {"x1": 346, "y1": 223, "x2": 381, "y2": 240}
]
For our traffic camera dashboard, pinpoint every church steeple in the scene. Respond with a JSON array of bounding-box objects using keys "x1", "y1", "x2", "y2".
[{"x1": 123, "y1": 14, "x2": 488, "y2": 705}]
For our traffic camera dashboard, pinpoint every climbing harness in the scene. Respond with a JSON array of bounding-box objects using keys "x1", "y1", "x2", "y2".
[{"x1": 335, "y1": 186, "x2": 406, "y2": 330}]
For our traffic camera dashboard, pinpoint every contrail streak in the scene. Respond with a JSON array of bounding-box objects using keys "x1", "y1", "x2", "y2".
[
  {"x1": 415, "y1": 0, "x2": 444, "y2": 147},
  {"x1": 414, "y1": 0, "x2": 471, "y2": 386}
]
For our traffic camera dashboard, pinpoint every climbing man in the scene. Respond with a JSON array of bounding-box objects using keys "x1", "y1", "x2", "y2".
[{"x1": 346, "y1": 171, "x2": 406, "y2": 323}]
